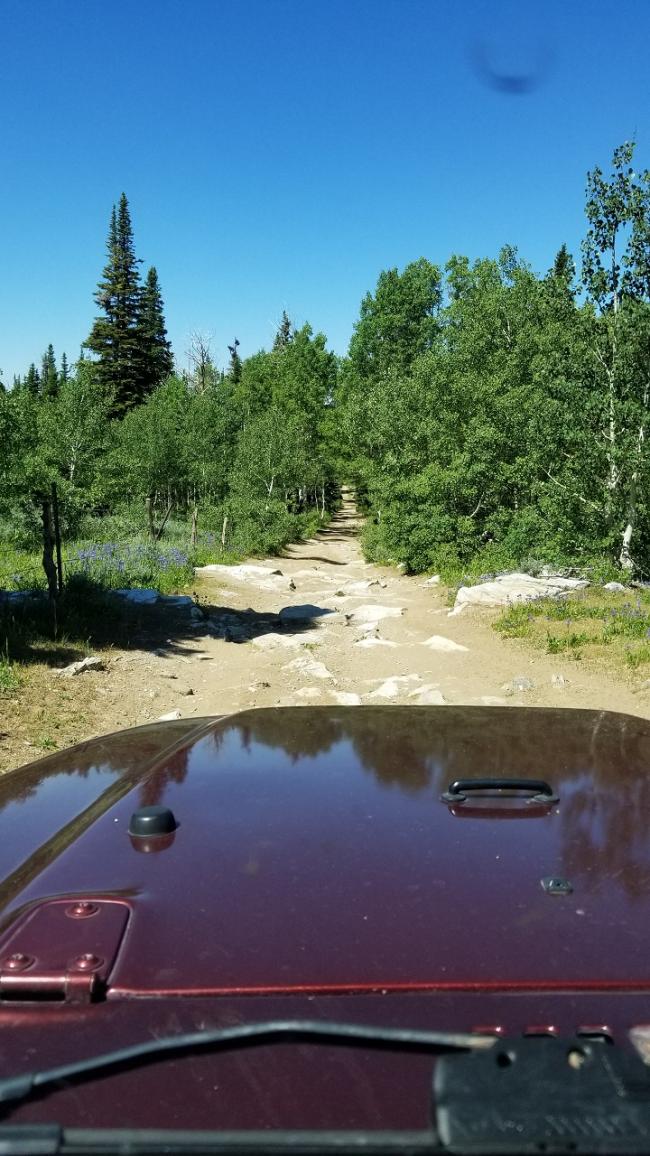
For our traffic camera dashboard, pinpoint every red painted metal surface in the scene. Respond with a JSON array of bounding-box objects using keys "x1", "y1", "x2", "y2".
[
  {"x1": 0, "y1": 706, "x2": 649, "y2": 1130},
  {"x1": 0, "y1": 899, "x2": 130, "y2": 1003}
]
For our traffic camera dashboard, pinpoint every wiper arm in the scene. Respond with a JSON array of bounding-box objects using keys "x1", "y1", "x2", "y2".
[{"x1": 0, "y1": 1020, "x2": 494, "y2": 1110}]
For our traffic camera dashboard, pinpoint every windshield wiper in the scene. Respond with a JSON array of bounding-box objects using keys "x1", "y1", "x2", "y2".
[
  {"x1": 0, "y1": 1124, "x2": 443, "y2": 1154},
  {"x1": 0, "y1": 1019, "x2": 494, "y2": 1110},
  {"x1": 4, "y1": 1030, "x2": 650, "y2": 1154}
]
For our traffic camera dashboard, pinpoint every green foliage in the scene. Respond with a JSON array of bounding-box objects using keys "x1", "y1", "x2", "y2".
[
  {"x1": 139, "y1": 266, "x2": 174, "y2": 392},
  {"x1": 338, "y1": 147, "x2": 650, "y2": 578},
  {"x1": 67, "y1": 542, "x2": 194, "y2": 594},
  {"x1": 0, "y1": 649, "x2": 21, "y2": 694},
  {"x1": 494, "y1": 588, "x2": 650, "y2": 671},
  {"x1": 6, "y1": 141, "x2": 650, "y2": 620},
  {"x1": 85, "y1": 195, "x2": 173, "y2": 412},
  {"x1": 348, "y1": 257, "x2": 441, "y2": 379}
]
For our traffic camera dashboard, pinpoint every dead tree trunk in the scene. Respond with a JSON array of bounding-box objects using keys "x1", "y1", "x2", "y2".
[
  {"x1": 146, "y1": 495, "x2": 156, "y2": 540},
  {"x1": 51, "y1": 482, "x2": 64, "y2": 594},
  {"x1": 41, "y1": 496, "x2": 59, "y2": 634}
]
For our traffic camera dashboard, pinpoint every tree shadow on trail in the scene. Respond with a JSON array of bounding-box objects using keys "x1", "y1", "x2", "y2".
[
  {"x1": 3, "y1": 581, "x2": 332, "y2": 667},
  {"x1": 280, "y1": 555, "x2": 348, "y2": 566}
]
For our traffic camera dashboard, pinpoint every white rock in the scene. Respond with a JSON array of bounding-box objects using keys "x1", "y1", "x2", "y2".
[
  {"x1": 208, "y1": 614, "x2": 251, "y2": 641},
  {"x1": 115, "y1": 588, "x2": 158, "y2": 604},
  {"x1": 339, "y1": 580, "x2": 374, "y2": 594},
  {"x1": 159, "y1": 594, "x2": 194, "y2": 607},
  {"x1": 284, "y1": 657, "x2": 335, "y2": 680},
  {"x1": 551, "y1": 674, "x2": 569, "y2": 687},
  {"x1": 295, "y1": 687, "x2": 322, "y2": 699},
  {"x1": 369, "y1": 674, "x2": 421, "y2": 699},
  {"x1": 421, "y1": 635, "x2": 469, "y2": 653},
  {"x1": 157, "y1": 709, "x2": 182, "y2": 721},
  {"x1": 369, "y1": 680, "x2": 401, "y2": 699},
  {"x1": 354, "y1": 636, "x2": 398, "y2": 648},
  {"x1": 56, "y1": 656, "x2": 104, "y2": 676},
  {"x1": 252, "y1": 630, "x2": 322, "y2": 650},
  {"x1": 352, "y1": 620, "x2": 378, "y2": 635},
  {"x1": 450, "y1": 572, "x2": 589, "y2": 615},
  {"x1": 411, "y1": 688, "x2": 446, "y2": 705},
  {"x1": 332, "y1": 691, "x2": 362, "y2": 706},
  {"x1": 349, "y1": 604, "x2": 404, "y2": 623},
  {"x1": 480, "y1": 696, "x2": 510, "y2": 706},
  {"x1": 279, "y1": 604, "x2": 335, "y2": 622},
  {"x1": 603, "y1": 581, "x2": 626, "y2": 592},
  {"x1": 195, "y1": 564, "x2": 290, "y2": 591},
  {"x1": 290, "y1": 568, "x2": 333, "y2": 582},
  {"x1": 422, "y1": 575, "x2": 441, "y2": 587}
]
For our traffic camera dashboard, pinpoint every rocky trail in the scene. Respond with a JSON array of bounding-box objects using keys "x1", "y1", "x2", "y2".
[{"x1": 3, "y1": 493, "x2": 649, "y2": 770}]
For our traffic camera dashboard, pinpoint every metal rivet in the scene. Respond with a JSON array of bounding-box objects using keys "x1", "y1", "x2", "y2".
[
  {"x1": 3, "y1": 953, "x2": 35, "y2": 972},
  {"x1": 66, "y1": 902, "x2": 100, "y2": 919},
  {"x1": 69, "y1": 953, "x2": 103, "y2": 972}
]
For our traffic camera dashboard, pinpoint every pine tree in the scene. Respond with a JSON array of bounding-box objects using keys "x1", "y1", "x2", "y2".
[
  {"x1": 41, "y1": 344, "x2": 59, "y2": 398},
  {"x1": 227, "y1": 338, "x2": 242, "y2": 383},
  {"x1": 138, "y1": 266, "x2": 174, "y2": 392},
  {"x1": 551, "y1": 243, "x2": 576, "y2": 287},
  {"x1": 60, "y1": 352, "x2": 69, "y2": 384},
  {"x1": 86, "y1": 193, "x2": 144, "y2": 412},
  {"x1": 24, "y1": 364, "x2": 41, "y2": 396},
  {"x1": 273, "y1": 310, "x2": 293, "y2": 351}
]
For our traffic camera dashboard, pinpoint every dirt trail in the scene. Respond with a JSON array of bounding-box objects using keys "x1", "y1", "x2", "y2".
[
  {"x1": 4, "y1": 492, "x2": 649, "y2": 770},
  {"x1": 184, "y1": 492, "x2": 648, "y2": 719}
]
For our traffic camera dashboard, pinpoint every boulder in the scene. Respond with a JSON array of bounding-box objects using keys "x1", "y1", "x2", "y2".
[
  {"x1": 115, "y1": 588, "x2": 158, "y2": 605},
  {"x1": 284, "y1": 657, "x2": 335, "y2": 680},
  {"x1": 421, "y1": 635, "x2": 469, "y2": 653},
  {"x1": 450, "y1": 572, "x2": 589, "y2": 615},
  {"x1": 252, "y1": 630, "x2": 322, "y2": 650},
  {"x1": 278, "y1": 604, "x2": 335, "y2": 622},
  {"x1": 348, "y1": 604, "x2": 404, "y2": 623},
  {"x1": 56, "y1": 656, "x2": 104, "y2": 677}
]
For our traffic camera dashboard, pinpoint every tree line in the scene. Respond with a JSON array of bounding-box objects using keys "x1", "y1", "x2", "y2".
[{"x1": 2, "y1": 142, "x2": 650, "y2": 582}]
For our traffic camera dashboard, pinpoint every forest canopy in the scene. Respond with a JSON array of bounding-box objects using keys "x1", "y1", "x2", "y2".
[{"x1": 2, "y1": 142, "x2": 650, "y2": 590}]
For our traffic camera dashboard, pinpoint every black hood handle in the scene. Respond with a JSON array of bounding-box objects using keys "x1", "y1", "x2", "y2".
[{"x1": 441, "y1": 778, "x2": 559, "y2": 805}]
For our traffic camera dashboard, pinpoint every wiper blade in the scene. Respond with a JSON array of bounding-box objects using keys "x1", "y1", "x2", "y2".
[
  {"x1": 0, "y1": 1020, "x2": 494, "y2": 1110},
  {"x1": 0, "y1": 1125, "x2": 440, "y2": 1155}
]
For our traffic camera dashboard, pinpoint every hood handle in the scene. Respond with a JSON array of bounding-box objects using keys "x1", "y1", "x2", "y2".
[{"x1": 441, "y1": 778, "x2": 559, "y2": 805}]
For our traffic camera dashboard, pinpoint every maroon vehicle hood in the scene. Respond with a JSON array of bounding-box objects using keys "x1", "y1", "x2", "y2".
[{"x1": 2, "y1": 705, "x2": 650, "y2": 998}]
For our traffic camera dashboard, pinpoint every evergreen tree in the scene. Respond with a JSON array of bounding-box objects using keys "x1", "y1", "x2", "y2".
[
  {"x1": 138, "y1": 266, "x2": 174, "y2": 391},
  {"x1": 24, "y1": 364, "x2": 41, "y2": 396},
  {"x1": 273, "y1": 310, "x2": 293, "y2": 350},
  {"x1": 41, "y1": 344, "x2": 58, "y2": 398},
  {"x1": 227, "y1": 338, "x2": 242, "y2": 383},
  {"x1": 85, "y1": 193, "x2": 144, "y2": 412},
  {"x1": 60, "y1": 352, "x2": 69, "y2": 384},
  {"x1": 551, "y1": 243, "x2": 576, "y2": 285}
]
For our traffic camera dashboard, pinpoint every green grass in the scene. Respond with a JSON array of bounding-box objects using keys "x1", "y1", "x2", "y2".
[
  {"x1": 0, "y1": 505, "x2": 332, "y2": 685},
  {"x1": 0, "y1": 651, "x2": 22, "y2": 694},
  {"x1": 494, "y1": 587, "x2": 650, "y2": 671},
  {"x1": 1, "y1": 507, "x2": 330, "y2": 596}
]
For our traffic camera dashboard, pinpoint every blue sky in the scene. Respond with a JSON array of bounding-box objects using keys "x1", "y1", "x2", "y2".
[{"x1": 1, "y1": 0, "x2": 648, "y2": 383}]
